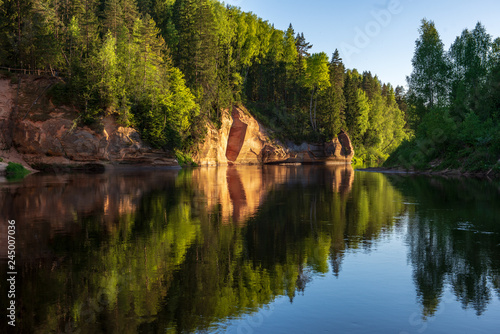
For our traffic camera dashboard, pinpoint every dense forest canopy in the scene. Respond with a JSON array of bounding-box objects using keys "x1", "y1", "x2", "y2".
[
  {"x1": 386, "y1": 19, "x2": 500, "y2": 172},
  {"x1": 1, "y1": 0, "x2": 446, "y2": 163}
]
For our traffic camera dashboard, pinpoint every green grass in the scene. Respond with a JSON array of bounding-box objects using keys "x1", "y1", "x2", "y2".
[{"x1": 5, "y1": 162, "x2": 30, "y2": 180}]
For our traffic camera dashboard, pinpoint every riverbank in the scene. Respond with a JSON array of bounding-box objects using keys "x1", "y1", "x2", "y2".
[
  {"x1": 357, "y1": 166, "x2": 500, "y2": 178},
  {"x1": 1, "y1": 76, "x2": 355, "y2": 171}
]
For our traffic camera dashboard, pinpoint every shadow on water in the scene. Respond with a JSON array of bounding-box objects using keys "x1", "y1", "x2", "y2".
[{"x1": 0, "y1": 168, "x2": 499, "y2": 332}]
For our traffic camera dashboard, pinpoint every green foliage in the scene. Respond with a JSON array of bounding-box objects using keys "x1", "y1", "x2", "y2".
[
  {"x1": 174, "y1": 149, "x2": 197, "y2": 166},
  {"x1": 0, "y1": 0, "x2": 408, "y2": 159},
  {"x1": 388, "y1": 20, "x2": 500, "y2": 173},
  {"x1": 5, "y1": 162, "x2": 30, "y2": 180},
  {"x1": 407, "y1": 19, "x2": 450, "y2": 116}
]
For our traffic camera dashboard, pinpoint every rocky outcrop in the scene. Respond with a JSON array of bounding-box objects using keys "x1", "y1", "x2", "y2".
[
  {"x1": 324, "y1": 130, "x2": 355, "y2": 163},
  {"x1": 0, "y1": 79, "x2": 14, "y2": 150},
  {"x1": 0, "y1": 77, "x2": 178, "y2": 169},
  {"x1": 2, "y1": 76, "x2": 353, "y2": 169},
  {"x1": 194, "y1": 105, "x2": 354, "y2": 166},
  {"x1": 11, "y1": 115, "x2": 178, "y2": 168},
  {"x1": 283, "y1": 131, "x2": 354, "y2": 164},
  {"x1": 194, "y1": 106, "x2": 289, "y2": 166},
  {"x1": 226, "y1": 108, "x2": 248, "y2": 162}
]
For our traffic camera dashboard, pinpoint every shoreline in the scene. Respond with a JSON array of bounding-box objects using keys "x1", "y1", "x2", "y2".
[{"x1": 356, "y1": 167, "x2": 500, "y2": 178}]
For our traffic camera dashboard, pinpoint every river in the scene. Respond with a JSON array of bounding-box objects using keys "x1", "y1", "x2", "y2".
[{"x1": 1, "y1": 165, "x2": 499, "y2": 333}]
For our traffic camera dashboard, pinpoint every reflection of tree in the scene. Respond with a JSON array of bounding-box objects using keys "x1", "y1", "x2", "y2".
[
  {"x1": 244, "y1": 168, "x2": 405, "y2": 300},
  {"x1": 0, "y1": 167, "x2": 406, "y2": 333},
  {"x1": 407, "y1": 218, "x2": 452, "y2": 317},
  {"x1": 388, "y1": 175, "x2": 500, "y2": 317}
]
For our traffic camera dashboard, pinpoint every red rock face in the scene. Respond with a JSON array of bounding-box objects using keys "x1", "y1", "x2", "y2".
[
  {"x1": 337, "y1": 130, "x2": 354, "y2": 159},
  {"x1": 195, "y1": 106, "x2": 355, "y2": 166},
  {"x1": 11, "y1": 116, "x2": 178, "y2": 167},
  {"x1": 225, "y1": 107, "x2": 248, "y2": 162},
  {"x1": 322, "y1": 130, "x2": 355, "y2": 163}
]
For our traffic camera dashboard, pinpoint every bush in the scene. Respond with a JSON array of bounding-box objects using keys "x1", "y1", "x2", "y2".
[
  {"x1": 6, "y1": 162, "x2": 30, "y2": 177},
  {"x1": 174, "y1": 150, "x2": 197, "y2": 167}
]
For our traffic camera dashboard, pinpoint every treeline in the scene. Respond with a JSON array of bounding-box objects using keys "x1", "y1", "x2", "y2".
[
  {"x1": 0, "y1": 0, "x2": 198, "y2": 148},
  {"x1": 0, "y1": 0, "x2": 408, "y2": 161},
  {"x1": 386, "y1": 19, "x2": 500, "y2": 171}
]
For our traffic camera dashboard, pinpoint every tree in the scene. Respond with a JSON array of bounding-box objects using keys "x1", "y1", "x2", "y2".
[
  {"x1": 353, "y1": 88, "x2": 370, "y2": 144},
  {"x1": 318, "y1": 49, "x2": 345, "y2": 139},
  {"x1": 344, "y1": 69, "x2": 362, "y2": 135},
  {"x1": 449, "y1": 22, "x2": 491, "y2": 119},
  {"x1": 304, "y1": 52, "x2": 330, "y2": 131},
  {"x1": 102, "y1": 0, "x2": 124, "y2": 39},
  {"x1": 407, "y1": 19, "x2": 450, "y2": 117},
  {"x1": 95, "y1": 31, "x2": 119, "y2": 109},
  {"x1": 295, "y1": 32, "x2": 312, "y2": 59},
  {"x1": 173, "y1": 0, "x2": 218, "y2": 118},
  {"x1": 282, "y1": 24, "x2": 298, "y2": 106}
]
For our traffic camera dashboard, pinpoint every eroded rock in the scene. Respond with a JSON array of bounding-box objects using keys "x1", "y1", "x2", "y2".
[
  {"x1": 194, "y1": 105, "x2": 354, "y2": 166},
  {"x1": 194, "y1": 106, "x2": 289, "y2": 166},
  {"x1": 12, "y1": 116, "x2": 178, "y2": 167}
]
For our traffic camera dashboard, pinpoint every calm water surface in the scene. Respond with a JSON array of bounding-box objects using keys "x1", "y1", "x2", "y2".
[{"x1": 0, "y1": 166, "x2": 499, "y2": 333}]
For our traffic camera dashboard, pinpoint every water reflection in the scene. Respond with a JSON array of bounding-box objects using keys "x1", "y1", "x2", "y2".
[
  {"x1": 386, "y1": 174, "x2": 500, "y2": 317},
  {"x1": 0, "y1": 168, "x2": 498, "y2": 333},
  {"x1": 190, "y1": 165, "x2": 355, "y2": 226}
]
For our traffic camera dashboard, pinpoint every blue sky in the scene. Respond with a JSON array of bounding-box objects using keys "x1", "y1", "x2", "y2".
[{"x1": 222, "y1": 0, "x2": 500, "y2": 88}]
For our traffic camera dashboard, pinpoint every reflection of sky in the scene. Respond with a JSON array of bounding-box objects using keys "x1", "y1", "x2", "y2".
[
  {"x1": 220, "y1": 222, "x2": 500, "y2": 334},
  {"x1": 223, "y1": 0, "x2": 500, "y2": 88}
]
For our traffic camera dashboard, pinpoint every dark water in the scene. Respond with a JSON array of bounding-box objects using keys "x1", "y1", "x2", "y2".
[{"x1": 1, "y1": 166, "x2": 499, "y2": 333}]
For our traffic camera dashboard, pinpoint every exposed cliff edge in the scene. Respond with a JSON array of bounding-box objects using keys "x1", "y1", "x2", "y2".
[
  {"x1": 194, "y1": 105, "x2": 354, "y2": 166},
  {"x1": 0, "y1": 77, "x2": 178, "y2": 170},
  {"x1": 1, "y1": 76, "x2": 354, "y2": 170},
  {"x1": 193, "y1": 106, "x2": 290, "y2": 166}
]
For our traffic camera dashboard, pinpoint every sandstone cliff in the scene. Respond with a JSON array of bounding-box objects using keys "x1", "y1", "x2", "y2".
[
  {"x1": 194, "y1": 105, "x2": 354, "y2": 166},
  {"x1": 193, "y1": 106, "x2": 289, "y2": 166},
  {"x1": 0, "y1": 77, "x2": 178, "y2": 170},
  {"x1": 1, "y1": 76, "x2": 354, "y2": 170}
]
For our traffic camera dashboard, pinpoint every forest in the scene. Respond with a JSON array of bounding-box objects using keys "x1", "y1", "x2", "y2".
[
  {"x1": 2, "y1": 1, "x2": 499, "y2": 169},
  {"x1": 0, "y1": 0, "x2": 409, "y2": 163},
  {"x1": 386, "y1": 19, "x2": 500, "y2": 172}
]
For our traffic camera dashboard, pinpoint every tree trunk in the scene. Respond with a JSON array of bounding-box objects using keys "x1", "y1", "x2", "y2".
[
  {"x1": 309, "y1": 86, "x2": 315, "y2": 130},
  {"x1": 314, "y1": 96, "x2": 318, "y2": 130}
]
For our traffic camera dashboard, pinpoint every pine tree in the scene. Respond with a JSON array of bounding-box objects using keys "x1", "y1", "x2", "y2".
[
  {"x1": 173, "y1": 0, "x2": 218, "y2": 118},
  {"x1": 102, "y1": 0, "x2": 124, "y2": 39},
  {"x1": 295, "y1": 32, "x2": 312, "y2": 59},
  {"x1": 344, "y1": 69, "x2": 362, "y2": 135},
  {"x1": 280, "y1": 23, "x2": 298, "y2": 110},
  {"x1": 328, "y1": 50, "x2": 346, "y2": 137}
]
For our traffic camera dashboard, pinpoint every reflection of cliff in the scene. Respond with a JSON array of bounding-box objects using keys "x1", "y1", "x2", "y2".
[
  {"x1": 0, "y1": 170, "x2": 179, "y2": 260},
  {"x1": 190, "y1": 165, "x2": 355, "y2": 225},
  {"x1": 0, "y1": 167, "x2": 407, "y2": 334},
  {"x1": 386, "y1": 174, "x2": 500, "y2": 317}
]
